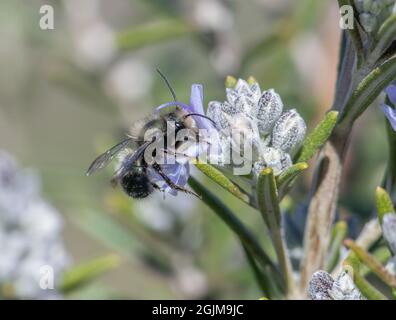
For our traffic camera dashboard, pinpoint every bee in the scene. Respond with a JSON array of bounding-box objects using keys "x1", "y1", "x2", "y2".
[{"x1": 86, "y1": 71, "x2": 215, "y2": 199}]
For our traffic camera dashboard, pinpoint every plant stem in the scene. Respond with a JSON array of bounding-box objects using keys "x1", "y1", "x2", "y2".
[
  {"x1": 188, "y1": 177, "x2": 283, "y2": 292},
  {"x1": 242, "y1": 244, "x2": 274, "y2": 298},
  {"x1": 257, "y1": 168, "x2": 295, "y2": 296}
]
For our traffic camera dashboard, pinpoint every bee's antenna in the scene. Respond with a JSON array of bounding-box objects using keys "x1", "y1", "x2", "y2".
[
  {"x1": 184, "y1": 113, "x2": 218, "y2": 128},
  {"x1": 156, "y1": 68, "x2": 177, "y2": 102}
]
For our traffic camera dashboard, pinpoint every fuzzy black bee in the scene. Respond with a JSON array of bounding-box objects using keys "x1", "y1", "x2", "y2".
[{"x1": 86, "y1": 71, "x2": 216, "y2": 199}]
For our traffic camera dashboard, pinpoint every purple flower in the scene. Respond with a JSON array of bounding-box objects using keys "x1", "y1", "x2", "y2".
[
  {"x1": 382, "y1": 85, "x2": 396, "y2": 131},
  {"x1": 153, "y1": 84, "x2": 211, "y2": 196}
]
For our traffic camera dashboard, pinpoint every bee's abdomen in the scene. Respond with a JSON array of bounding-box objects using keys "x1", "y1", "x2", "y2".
[{"x1": 120, "y1": 169, "x2": 153, "y2": 199}]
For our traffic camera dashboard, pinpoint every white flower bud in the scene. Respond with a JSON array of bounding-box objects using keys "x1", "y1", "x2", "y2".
[
  {"x1": 253, "y1": 147, "x2": 292, "y2": 176},
  {"x1": 255, "y1": 89, "x2": 283, "y2": 135},
  {"x1": 308, "y1": 271, "x2": 334, "y2": 300},
  {"x1": 309, "y1": 270, "x2": 364, "y2": 300},
  {"x1": 382, "y1": 214, "x2": 396, "y2": 255},
  {"x1": 234, "y1": 78, "x2": 251, "y2": 96},
  {"x1": 229, "y1": 115, "x2": 261, "y2": 160},
  {"x1": 329, "y1": 271, "x2": 364, "y2": 300},
  {"x1": 207, "y1": 101, "x2": 231, "y2": 130},
  {"x1": 271, "y1": 109, "x2": 306, "y2": 153}
]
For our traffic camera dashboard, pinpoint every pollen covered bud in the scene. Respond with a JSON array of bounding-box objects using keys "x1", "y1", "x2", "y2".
[
  {"x1": 255, "y1": 89, "x2": 283, "y2": 135},
  {"x1": 253, "y1": 148, "x2": 292, "y2": 176},
  {"x1": 271, "y1": 109, "x2": 306, "y2": 154},
  {"x1": 308, "y1": 271, "x2": 334, "y2": 300},
  {"x1": 329, "y1": 271, "x2": 363, "y2": 300},
  {"x1": 308, "y1": 270, "x2": 364, "y2": 300},
  {"x1": 207, "y1": 101, "x2": 232, "y2": 130},
  {"x1": 382, "y1": 214, "x2": 396, "y2": 255}
]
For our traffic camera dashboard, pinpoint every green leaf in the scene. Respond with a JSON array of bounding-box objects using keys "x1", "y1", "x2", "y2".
[
  {"x1": 361, "y1": 247, "x2": 392, "y2": 277},
  {"x1": 61, "y1": 254, "x2": 120, "y2": 293},
  {"x1": 296, "y1": 111, "x2": 338, "y2": 163},
  {"x1": 242, "y1": 243, "x2": 273, "y2": 298},
  {"x1": 348, "y1": 269, "x2": 387, "y2": 300},
  {"x1": 345, "y1": 239, "x2": 396, "y2": 289},
  {"x1": 339, "y1": 56, "x2": 396, "y2": 127},
  {"x1": 325, "y1": 221, "x2": 348, "y2": 272},
  {"x1": 117, "y1": 19, "x2": 193, "y2": 51},
  {"x1": 257, "y1": 168, "x2": 294, "y2": 294},
  {"x1": 375, "y1": 187, "x2": 395, "y2": 224},
  {"x1": 188, "y1": 176, "x2": 282, "y2": 295},
  {"x1": 276, "y1": 162, "x2": 308, "y2": 198},
  {"x1": 343, "y1": 254, "x2": 387, "y2": 300},
  {"x1": 371, "y1": 14, "x2": 396, "y2": 60},
  {"x1": 194, "y1": 162, "x2": 250, "y2": 204},
  {"x1": 72, "y1": 209, "x2": 170, "y2": 270},
  {"x1": 73, "y1": 210, "x2": 141, "y2": 259}
]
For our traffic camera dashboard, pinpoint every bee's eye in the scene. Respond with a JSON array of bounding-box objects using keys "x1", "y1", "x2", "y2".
[{"x1": 175, "y1": 121, "x2": 184, "y2": 131}]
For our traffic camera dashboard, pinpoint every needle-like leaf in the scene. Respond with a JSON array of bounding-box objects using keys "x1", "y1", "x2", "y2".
[
  {"x1": 345, "y1": 239, "x2": 396, "y2": 289},
  {"x1": 375, "y1": 186, "x2": 395, "y2": 224},
  {"x1": 296, "y1": 111, "x2": 338, "y2": 163}
]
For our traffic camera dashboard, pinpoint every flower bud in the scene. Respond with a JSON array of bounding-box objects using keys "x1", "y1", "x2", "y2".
[
  {"x1": 226, "y1": 78, "x2": 261, "y2": 110},
  {"x1": 225, "y1": 75, "x2": 237, "y2": 88},
  {"x1": 308, "y1": 271, "x2": 334, "y2": 300},
  {"x1": 253, "y1": 147, "x2": 292, "y2": 176},
  {"x1": 382, "y1": 214, "x2": 396, "y2": 255},
  {"x1": 207, "y1": 101, "x2": 232, "y2": 130},
  {"x1": 329, "y1": 271, "x2": 363, "y2": 300},
  {"x1": 271, "y1": 109, "x2": 306, "y2": 153},
  {"x1": 255, "y1": 89, "x2": 283, "y2": 135}
]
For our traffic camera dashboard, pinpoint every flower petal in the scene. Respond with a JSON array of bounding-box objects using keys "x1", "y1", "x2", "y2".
[
  {"x1": 386, "y1": 85, "x2": 396, "y2": 106},
  {"x1": 148, "y1": 163, "x2": 190, "y2": 196},
  {"x1": 381, "y1": 103, "x2": 396, "y2": 131},
  {"x1": 190, "y1": 84, "x2": 214, "y2": 132},
  {"x1": 190, "y1": 84, "x2": 204, "y2": 114}
]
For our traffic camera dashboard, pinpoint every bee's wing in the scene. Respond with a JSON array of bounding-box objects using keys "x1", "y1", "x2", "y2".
[
  {"x1": 116, "y1": 140, "x2": 153, "y2": 176},
  {"x1": 86, "y1": 138, "x2": 135, "y2": 176}
]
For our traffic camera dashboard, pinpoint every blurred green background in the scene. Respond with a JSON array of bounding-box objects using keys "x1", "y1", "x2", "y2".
[{"x1": 0, "y1": 0, "x2": 390, "y2": 299}]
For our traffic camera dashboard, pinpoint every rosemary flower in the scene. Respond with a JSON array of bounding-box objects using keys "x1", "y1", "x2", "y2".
[
  {"x1": 0, "y1": 151, "x2": 70, "y2": 299},
  {"x1": 207, "y1": 77, "x2": 306, "y2": 176}
]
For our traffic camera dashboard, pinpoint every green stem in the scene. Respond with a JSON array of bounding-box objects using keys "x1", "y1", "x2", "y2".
[
  {"x1": 325, "y1": 221, "x2": 348, "y2": 272},
  {"x1": 188, "y1": 177, "x2": 282, "y2": 289},
  {"x1": 257, "y1": 168, "x2": 295, "y2": 295},
  {"x1": 242, "y1": 244, "x2": 274, "y2": 298}
]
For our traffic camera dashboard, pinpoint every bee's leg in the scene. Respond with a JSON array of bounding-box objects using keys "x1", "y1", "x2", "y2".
[
  {"x1": 161, "y1": 148, "x2": 197, "y2": 162},
  {"x1": 152, "y1": 163, "x2": 201, "y2": 199}
]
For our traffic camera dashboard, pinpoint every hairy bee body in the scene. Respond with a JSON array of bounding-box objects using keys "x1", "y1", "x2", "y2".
[
  {"x1": 87, "y1": 106, "x2": 202, "y2": 199},
  {"x1": 120, "y1": 166, "x2": 153, "y2": 198}
]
